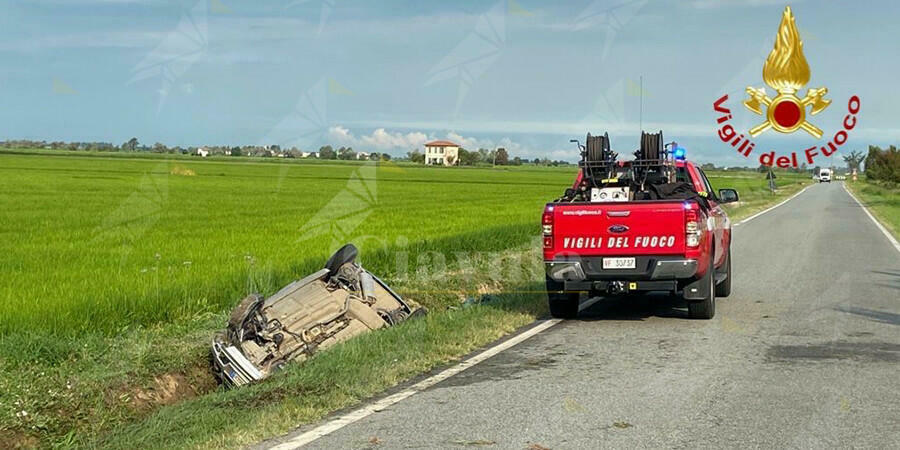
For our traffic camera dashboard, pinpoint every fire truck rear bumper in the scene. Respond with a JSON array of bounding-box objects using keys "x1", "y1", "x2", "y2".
[{"x1": 546, "y1": 257, "x2": 698, "y2": 292}]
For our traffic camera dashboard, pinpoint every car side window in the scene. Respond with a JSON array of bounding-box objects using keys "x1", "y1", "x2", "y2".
[{"x1": 697, "y1": 169, "x2": 718, "y2": 201}]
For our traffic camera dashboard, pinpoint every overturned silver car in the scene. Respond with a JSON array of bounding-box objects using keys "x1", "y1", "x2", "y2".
[{"x1": 212, "y1": 244, "x2": 425, "y2": 387}]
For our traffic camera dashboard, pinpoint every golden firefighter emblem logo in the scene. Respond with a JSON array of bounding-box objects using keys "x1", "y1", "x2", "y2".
[{"x1": 744, "y1": 6, "x2": 831, "y2": 138}]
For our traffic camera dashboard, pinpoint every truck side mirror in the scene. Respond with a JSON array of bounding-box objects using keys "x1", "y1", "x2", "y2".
[{"x1": 718, "y1": 188, "x2": 739, "y2": 203}]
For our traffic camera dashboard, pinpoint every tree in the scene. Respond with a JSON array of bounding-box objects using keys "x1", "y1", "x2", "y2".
[
  {"x1": 337, "y1": 146, "x2": 356, "y2": 160},
  {"x1": 152, "y1": 142, "x2": 168, "y2": 153},
  {"x1": 318, "y1": 145, "x2": 336, "y2": 159},
  {"x1": 458, "y1": 148, "x2": 480, "y2": 165},
  {"x1": 512, "y1": 156, "x2": 522, "y2": 166},
  {"x1": 532, "y1": 158, "x2": 541, "y2": 165},
  {"x1": 477, "y1": 148, "x2": 494, "y2": 163},
  {"x1": 380, "y1": 153, "x2": 392, "y2": 161},
  {"x1": 230, "y1": 147, "x2": 242, "y2": 157},
  {"x1": 842, "y1": 150, "x2": 865, "y2": 173},
  {"x1": 494, "y1": 147, "x2": 509, "y2": 165},
  {"x1": 121, "y1": 137, "x2": 139, "y2": 152},
  {"x1": 701, "y1": 163, "x2": 716, "y2": 171},
  {"x1": 865, "y1": 145, "x2": 900, "y2": 182},
  {"x1": 407, "y1": 150, "x2": 424, "y2": 164},
  {"x1": 446, "y1": 154, "x2": 457, "y2": 165}
]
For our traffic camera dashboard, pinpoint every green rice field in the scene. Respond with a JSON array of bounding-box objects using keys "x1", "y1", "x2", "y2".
[{"x1": 0, "y1": 152, "x2": 574, "y2": 338}]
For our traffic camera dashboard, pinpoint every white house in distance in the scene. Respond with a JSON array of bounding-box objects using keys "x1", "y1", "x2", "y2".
[{"x1": 424, "y1": 140, "x2": 459, "y2": 166}]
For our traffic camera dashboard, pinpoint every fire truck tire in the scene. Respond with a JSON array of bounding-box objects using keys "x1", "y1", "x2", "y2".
[
  {"x1": 546, "y1": 276, "x2": 579, "y2": 319},
  {"x1": 715, "y1": 246, "x2": 732, "y2": 298},
  {"x1": 687, "y1": 255, "x2": 716, "y2": 319}
]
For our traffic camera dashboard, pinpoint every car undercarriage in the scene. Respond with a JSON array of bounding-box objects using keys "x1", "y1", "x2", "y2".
[{"x1": 212, "y1": 244, "x2": 425, "y2": 387}]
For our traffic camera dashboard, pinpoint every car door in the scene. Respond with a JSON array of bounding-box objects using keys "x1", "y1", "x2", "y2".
[{"x1": 696, "y1": 168, "x2": 728, "y2": 266}]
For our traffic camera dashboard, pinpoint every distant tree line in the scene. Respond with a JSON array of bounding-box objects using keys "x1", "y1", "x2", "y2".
[
  {"x1": 692, "y1": 162, "x2": 814, "y2": 174},
  {"x1": 753, "y1": 163, "x2": 811, "y2": 174},
  {"x1": 0, "y1": 139, "x2": 574, "y2": 166},
  {"x1": 1, "y1": 139, "x2": 119, "y2": 152},
  {"x1": 0, "y1": 139, "x2": 393, "y2": 161}
]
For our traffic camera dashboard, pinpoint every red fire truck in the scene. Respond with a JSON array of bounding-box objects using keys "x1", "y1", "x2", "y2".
[{"x1": 542, "y1": 132, "x2": 739, "y2": 319}]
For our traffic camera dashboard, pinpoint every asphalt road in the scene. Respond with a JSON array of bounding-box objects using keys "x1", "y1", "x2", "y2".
[{"x1": 282, "y1": 182, "x2": 900, "y2": 449}]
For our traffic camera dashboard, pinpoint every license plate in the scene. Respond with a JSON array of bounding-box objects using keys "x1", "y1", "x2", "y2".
[{"x1": 603, "y1": 257, "x2": 635, "y2": 269}]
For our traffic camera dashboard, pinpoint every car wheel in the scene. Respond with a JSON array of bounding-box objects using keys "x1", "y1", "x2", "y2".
[
  {"x1": 687, "y1": 256, "x2": 716, "y2": 319},
  {"x1": 715, "y1": 246, "x2": 732, "y2": 298},
  {"x1": 228, "y1": 293, "x2": 263, "y2": 333},
  {"x1": 546, "y1": 276, "x2": 579, "y2": 319},
  {"x1": 324, "y1": 243, "x2": 359, "y2": 277}
]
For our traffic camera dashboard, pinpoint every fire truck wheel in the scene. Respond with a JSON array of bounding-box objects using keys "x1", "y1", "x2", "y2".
[
  {"x1": 546, "y1": 276, "x2": 580, "y2": 319},
  {"x1": 687, "y1": 255, "x2": 716, "y2": 319},
  {"x1": 715, "y1": 246, "x2": 732, "y2": 298}
]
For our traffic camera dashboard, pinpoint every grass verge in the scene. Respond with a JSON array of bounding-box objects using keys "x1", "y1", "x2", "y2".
[
  {"x1": 707, "y1": 171, "x2": 811, "y2": 220},
  {"x1": 97, "y1": 289, "x2": 545, "y2": 449},
  {"x1": 845, "y1": 180, "x2": 900, "y2": 239}
]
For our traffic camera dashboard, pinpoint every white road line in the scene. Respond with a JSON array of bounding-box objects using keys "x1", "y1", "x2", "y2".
[
  {"x1": 843, "y1": 183, "x2": 900, "y2": 254},
  {"x1": 735, "y1": 184, "x2": 812, "y2": 226},
  {"x1": 266, "y1": 319, "x2": 562, "y2": 450}
]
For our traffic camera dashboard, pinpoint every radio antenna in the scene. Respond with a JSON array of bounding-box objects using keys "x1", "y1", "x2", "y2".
[{"x1": 639, "y1": 75, "x2": 643, "y2": 132}]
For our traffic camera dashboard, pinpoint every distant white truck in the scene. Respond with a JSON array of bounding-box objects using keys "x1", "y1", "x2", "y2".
[{"x1": 817, "y1": 169, "x2": 832, "y2": 183}]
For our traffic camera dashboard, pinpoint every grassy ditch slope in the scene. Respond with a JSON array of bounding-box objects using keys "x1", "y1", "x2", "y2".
[
  {"x1": 0, "y1": 151, "x2": 808, "y2": 448},
  {"x1": 845, "y1": 179, "x2": 900, "y2": 238}
]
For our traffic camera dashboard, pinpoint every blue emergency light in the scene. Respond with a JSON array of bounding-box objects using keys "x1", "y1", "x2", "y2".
[{"x1": 673, "y1": 147, "x2": 686, "y2": 160}]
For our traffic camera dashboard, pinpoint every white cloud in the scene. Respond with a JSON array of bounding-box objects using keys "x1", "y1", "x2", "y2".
[
  {"x1": 327, "y1": 126, "x2": 429, "y2": 151},
  {"x1": 326, "y1": 126, "x2": 533, "y2": 157},
  {"x1": 445, "y1": 131, "x2": 524, "y2": 154},
  {"x1": 327, "y1": 125, "x2": 353, "y2": 142},
  {"x1": 445, "y1": 131, "x2": 483, "y2": 151},
  {"x1": 347, "y1": 118, "x2": 711, "y2": 138}
]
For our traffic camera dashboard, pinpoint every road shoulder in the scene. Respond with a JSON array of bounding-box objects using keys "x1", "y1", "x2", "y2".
[{"x1": 844, "y1": 182, "x2": 900, "y2": 252}]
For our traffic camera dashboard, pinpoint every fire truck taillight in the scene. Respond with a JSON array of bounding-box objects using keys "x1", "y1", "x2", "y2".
[
  {"x1": 685, "y1": 207, "x2": 702, "y2": 248},
  {"x1": 542, "y1": 206, "x2": 554, "y2": 248}
]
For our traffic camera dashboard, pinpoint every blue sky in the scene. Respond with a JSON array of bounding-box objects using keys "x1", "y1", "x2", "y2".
[{"x1": 1, "y1": 0, "x2": 898, "y2": 165}]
